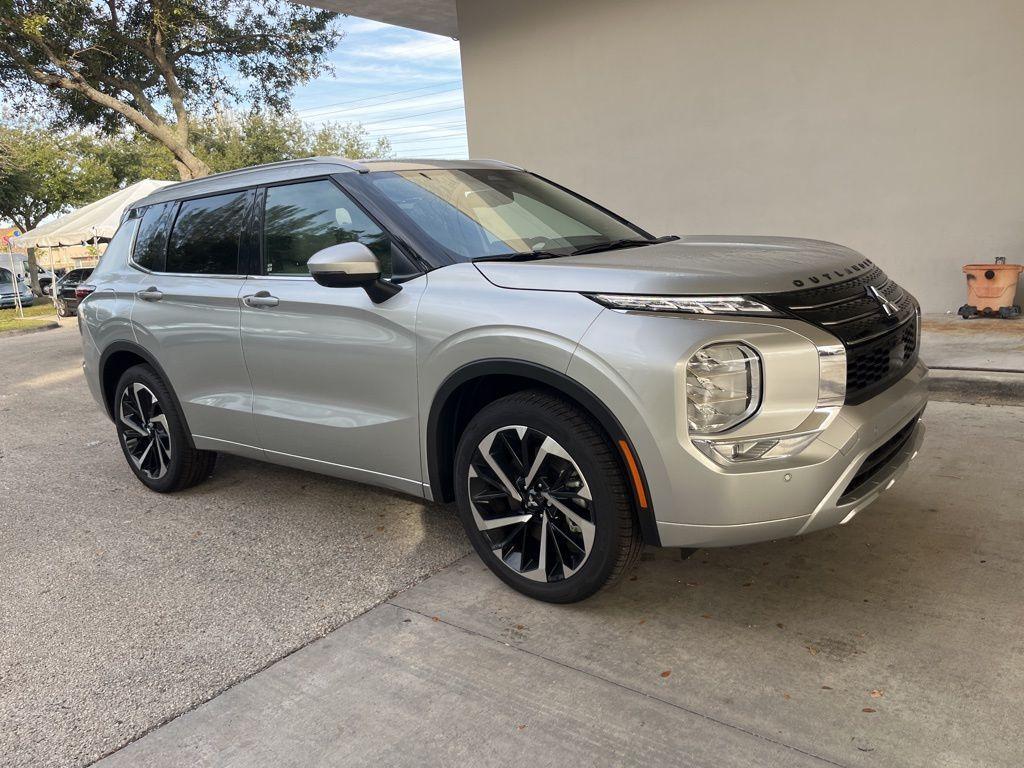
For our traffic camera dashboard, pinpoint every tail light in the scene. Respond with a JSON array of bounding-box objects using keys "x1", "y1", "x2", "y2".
[{"x1": 75, "y1": 284, "x2": 96, "y2": 300}]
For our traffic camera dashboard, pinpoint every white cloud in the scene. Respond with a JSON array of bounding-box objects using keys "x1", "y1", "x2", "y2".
[
  {"x1": 293, "y1": 18, "x2": 467, "y2": 158},
  {"x1": 349, "y1": 38, "x2": 460, "y2": 62}
]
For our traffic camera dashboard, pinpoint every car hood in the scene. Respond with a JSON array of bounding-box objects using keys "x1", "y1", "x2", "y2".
[{"x1": 473, "y1": 236, "x2": 874, "y2": 296}]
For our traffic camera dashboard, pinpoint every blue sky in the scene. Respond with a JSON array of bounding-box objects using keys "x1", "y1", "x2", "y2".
[{"x1": 291, "y1": 16, "x2": 466, "y2": 159}]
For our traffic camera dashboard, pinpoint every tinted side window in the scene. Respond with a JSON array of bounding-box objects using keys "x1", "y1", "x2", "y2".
[
  {"x1": 166, "y1": 191, "x2": 249, "y2": 275},
  {"x1": 133, "y1": 203, "x2": 175, "y2": 271},
  {"x1": 263, "y1": 180, "x2": 391, "y2": 276}
]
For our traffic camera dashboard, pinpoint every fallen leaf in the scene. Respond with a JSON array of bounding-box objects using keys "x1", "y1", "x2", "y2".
[
  {"x1": 376, "y1": 526, "x2": 385, "y2": 532},
  {"x1": 515, "y1": 624, "x2": 524, "y2": 630},
  {"x1": 806, "y1": 645, "x2": 820, "y2": 656},
  {"x1": 783, "y1": 693, "x2": 791, "y2": 700},
  {"x1": 402, "y1": 619, "x2": 411, "y2": 623},
  {"x1": 742, "y1": 582, "x2": 753, "y2": 587},
  {"x1": 638, "y1": 619, "x2": 646, "y2": 625},
  {"x1": 629, "y1": 575, "x2": 638, "y2": 581},
  {"x1": 432, "y1": 616, "x2": 440, "y2": 622},
  {"x1": 660, "y1": 670, "x2": 671, "y2": 678},
  {"x1": 685, "y1": 581, "x2": 700, "y2": 587},
  {"x1": 870, "y1": 689, "x2": 884, "y2": 698},
  {"x1": 862, "y1": 707, "x2": 876, "y2": 713},
  {"x1": 516, "y1": 724, "x2": 527, "y2": 731},
  {"x1": 776, "y1": 623, "x2": 785, "y2": 629},
  {"x1": 701, "y1": 613, "x2": 712, "y2": 619}
]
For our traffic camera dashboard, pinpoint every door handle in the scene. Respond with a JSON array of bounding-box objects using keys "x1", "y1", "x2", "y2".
[
  {"x1": 243, "y1": 291, "x2": 279, "y2": 308},
  {"x1": 136, "y1": 286, "x2": 163, "y2": 301}
]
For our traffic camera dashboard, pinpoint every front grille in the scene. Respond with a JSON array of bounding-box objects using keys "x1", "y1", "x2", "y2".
[
  {"x1": 839, "y1": 411, "x2": 922, "y2": 502},
  {"x1": 759, "y1": 265, "x2": 920, "y2": 404}
]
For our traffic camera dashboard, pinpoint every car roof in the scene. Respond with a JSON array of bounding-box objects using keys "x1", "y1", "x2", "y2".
[{"x1": 130, "y1": 157, "x2": 522, "y2": 209}]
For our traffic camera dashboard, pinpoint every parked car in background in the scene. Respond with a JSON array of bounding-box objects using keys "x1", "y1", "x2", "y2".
[
  {"x1": 54, "y1": 267, "x2": 94, "y2": 316},
  {"x1": 78, "y1": 157, "x2": 928, "y2": 603},
  {"x1": 0, "y1": 268, "x2": 35, "y2": 309},
  {"x1": 18, "y1": 261, "x2": 57, "y2": 296}
]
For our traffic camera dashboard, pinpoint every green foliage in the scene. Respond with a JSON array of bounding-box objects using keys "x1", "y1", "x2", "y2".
[
  {"x1": 0, "y1": 1, "x2": 340, "y2": 178},
  {"x1": 0, "y1": 123, "x2": 122, "y2": 231},
  {"x1": 190, "y1": 113, "x2": 393, "y2": 173},
  {"x1": 0, "y1": 113, "x2": 391, "y2": 233}
]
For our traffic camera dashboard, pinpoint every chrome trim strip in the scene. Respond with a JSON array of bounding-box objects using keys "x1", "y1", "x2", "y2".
[
  {"x1": 262, "y1": 447, "x2": 423, "y2": 488},
  {"x1": 191, "y1": 435, "x2": 425, "y2": 491}
]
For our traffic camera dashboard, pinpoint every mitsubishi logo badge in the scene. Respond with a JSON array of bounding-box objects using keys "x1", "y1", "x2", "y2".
[{"x1": 866, "y1": 285, "x2": 901, "y2": 318}]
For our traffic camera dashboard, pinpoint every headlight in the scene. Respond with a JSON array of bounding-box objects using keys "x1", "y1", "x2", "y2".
[
  {"x1": 692, "y1": 340, "x2": 847, "y2": 465},
  {"x1": 694, "y1": 432, "x2": 819, "y2": 463},
  {"x1": 686, "y1": 343, "x2": 762, "y2": 434},
  {"x1": 588, "y1": 294, "x2": 779, "y2": 315}
]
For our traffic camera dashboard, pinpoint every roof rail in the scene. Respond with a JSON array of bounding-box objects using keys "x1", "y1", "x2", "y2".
[{"x1": 170, "y1": 156, "x2": 369, "y2": 191}]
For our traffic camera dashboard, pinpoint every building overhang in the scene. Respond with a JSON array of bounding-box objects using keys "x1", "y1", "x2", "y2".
[{"x1": 302, "y1": 0, "x2": 458, "y2": 38}]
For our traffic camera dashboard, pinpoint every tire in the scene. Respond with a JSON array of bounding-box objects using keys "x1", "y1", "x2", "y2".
[
  {"x1": 56, "y1": 300, "x2": 70, "y2": 317},
  {"x1": 454, "y1": 389, "x2": 642, "y2": 603},
  {"x1": 114, "y1": 364, "x2": 217, "y2": 493}
]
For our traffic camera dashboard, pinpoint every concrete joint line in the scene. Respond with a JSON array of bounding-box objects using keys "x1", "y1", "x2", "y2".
[{"x1": 388, "y1": 602, "x2": 852, "y2": 768}]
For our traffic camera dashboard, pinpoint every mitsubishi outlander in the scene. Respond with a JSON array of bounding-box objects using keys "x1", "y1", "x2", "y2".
[{"x1": 78, "y1": 158, "x2": 927, "y2": 602}]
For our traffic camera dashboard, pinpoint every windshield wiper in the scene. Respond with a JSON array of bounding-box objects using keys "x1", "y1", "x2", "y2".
[
  {"x1": 569, "y1": 235, "x2": 680, "y2": 256},
  {"x1": 472, "y1": 251, "x2": 569, "y2": 263}
]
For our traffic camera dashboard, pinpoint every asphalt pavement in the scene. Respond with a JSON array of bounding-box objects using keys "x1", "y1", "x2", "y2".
[
  {"x1": 0, "y1": 324, "x2": 469, "y2": 767},
  {"x1": 3, "y1": 323, "x2": 1024, "y2": 768}
]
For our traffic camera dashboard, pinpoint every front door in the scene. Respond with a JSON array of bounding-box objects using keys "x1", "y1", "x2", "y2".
[
  {"x1": 239, "y1": 178, "x2": 425, "y2": 496},
  {"x1": 129, "y1": 191, "x2": 260, "y2": 456}
]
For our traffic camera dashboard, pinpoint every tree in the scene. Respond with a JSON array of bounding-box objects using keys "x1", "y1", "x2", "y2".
[
  {"x1": 0, "y1": 124, "x2": 125, "y2": 291},
  {"x1": 0, "y1": 0, "x2": 339, "y2": 180},
  {"x1": 188, "y1": 112, "x2": 392, "y2": 173}
]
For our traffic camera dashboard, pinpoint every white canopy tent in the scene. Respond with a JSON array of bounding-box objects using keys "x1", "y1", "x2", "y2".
[{"x1": 13, "y1": 179, "x2": 175, "y2": 250}]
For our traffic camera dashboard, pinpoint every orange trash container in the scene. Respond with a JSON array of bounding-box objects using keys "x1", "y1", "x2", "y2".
[{"x1": 958, "y1": 260, "x2": 1022, "y2": 319}]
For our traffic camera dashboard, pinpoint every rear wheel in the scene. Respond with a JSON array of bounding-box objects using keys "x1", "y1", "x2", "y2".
[
  {"x1": 56, "y1": 300, "x2": 71, "y2": 317},
  {"x1": 114, "y1": 364, "x2": 216, "y2": 492},
  {"x1": 454, "y1": 390, "x2": 642, "y2": 603}
]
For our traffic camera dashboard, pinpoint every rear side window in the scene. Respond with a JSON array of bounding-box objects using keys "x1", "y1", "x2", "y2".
[
  {"x1": 263, "y1": 180, "x2": 391, "y2": 276},
  {"x1": 166, "y1": 191, "x2": 249, "y2": 275},
  {"x1": 133, "y1": 203, "x2": 175, "y2": 271}
]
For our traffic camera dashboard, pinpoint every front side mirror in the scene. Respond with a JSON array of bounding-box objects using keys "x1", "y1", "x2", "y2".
[{"x1": 307, "y1": 242, "x2": 402, "y2": 303}]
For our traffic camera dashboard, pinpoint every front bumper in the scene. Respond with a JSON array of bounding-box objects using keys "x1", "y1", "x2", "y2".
[
  {"x1": 0, "y1": 293, "x2": 35, "y2": 308},
  {"x1": 655, "y1": 360, "x2": 929, "y2": 547}
]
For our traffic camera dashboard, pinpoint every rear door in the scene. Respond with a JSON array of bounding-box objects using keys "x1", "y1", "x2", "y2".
[
  {"x1": 239, "y1": 177, "x2": 425, "y2": 495},
  {"x1": 130, "y1": 190, "x2": 261, "y2": 457}
]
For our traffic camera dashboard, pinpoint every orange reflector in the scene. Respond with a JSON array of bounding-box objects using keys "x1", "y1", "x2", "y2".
[{"x1": 618, "y1": 440, "x2": 649, "y2": 509}]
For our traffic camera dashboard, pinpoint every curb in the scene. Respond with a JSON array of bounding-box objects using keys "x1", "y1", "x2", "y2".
[
  {"x1": 0, "y1": 320, "x2": 61, "y2": 338},
  {"x1": 928, "y1": 369, "x2": 1024, "y2": 406}
]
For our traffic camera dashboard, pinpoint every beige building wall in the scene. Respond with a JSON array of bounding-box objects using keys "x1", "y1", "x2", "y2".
[{"x1": 457, "y1": 0, "x2": 1024, "y2": 312}]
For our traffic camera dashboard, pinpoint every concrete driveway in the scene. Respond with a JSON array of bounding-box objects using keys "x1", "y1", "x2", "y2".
[{"x1": 3, "y1": 323, "x2": 1023, "y2": 767}]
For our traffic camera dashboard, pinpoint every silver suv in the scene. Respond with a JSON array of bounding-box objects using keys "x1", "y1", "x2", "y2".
[{"x1": 79, "y1": 158, "x2": 927, "y2": 602}]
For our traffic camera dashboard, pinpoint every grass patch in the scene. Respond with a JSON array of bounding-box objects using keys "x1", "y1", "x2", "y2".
[{"x1": 0, "y1": 300, "x2": 60, "y2": 334}]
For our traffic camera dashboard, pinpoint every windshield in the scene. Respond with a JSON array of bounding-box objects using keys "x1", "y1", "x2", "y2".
[{"x1": 364, "y1": 169, "x2": 649, "y2": 261}]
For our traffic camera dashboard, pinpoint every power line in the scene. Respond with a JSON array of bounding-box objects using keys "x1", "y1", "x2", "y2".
[
  {"x1": 388, "y1": 131, "x2": 467, "y2": 144},
  {"x1": 300, "y1": 87, "x2": 464, "y2": 120},
  {"x1": 365, "y1": 120, "x2": 466, "y2": 138},
  {"x1": 306, "y1": 97, "x2": 466, "y2": 123},
  {"x1": 295, "y1": 80, "x2": 462, "y2": 115},
  {"x1": 390, "y1": 134, "x2": 468, "y2": 146},
  {"x1": 360, "y1": 106, "x2": 466, "y2": 127},
  {"x1": 390, "y1": 140, "x2": 469, "y2": 153}
]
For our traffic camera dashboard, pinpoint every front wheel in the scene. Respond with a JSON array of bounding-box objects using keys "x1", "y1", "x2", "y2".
[
  {"x1": 114, "y1": 364, "x2": 217, "y2": 493},
  {"x1": 454, "y1": 390, "x2": 642, "y2": 603}
]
